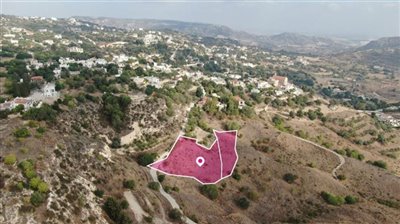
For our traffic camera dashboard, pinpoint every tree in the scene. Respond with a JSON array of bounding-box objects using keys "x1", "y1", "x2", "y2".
[
  {"x1": 103, "y1": 197, "x2": 132, "y2": 224},
  {"x1": 196, "y1": 87, "x2": 204, "y2": 98},
  {"x1": 137, "y1": 153, "x2": 157, "y2": 166},
  {"x1": 111, "y1": 137, "x2": 121, "y2": 148},
  {"x1": 145, "y1": 85, "x2": 156, "y2": 96}
]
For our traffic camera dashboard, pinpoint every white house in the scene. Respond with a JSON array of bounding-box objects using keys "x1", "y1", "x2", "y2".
[
  {"x1": 44, "y1": 39, "x2": 54, "y2": 45},
  {"x1": 43, "y1": 83, "x2": 59, "y2": 97},
  {"x1": 68, "y1": 47, "x2": 84, "y2": 53}
]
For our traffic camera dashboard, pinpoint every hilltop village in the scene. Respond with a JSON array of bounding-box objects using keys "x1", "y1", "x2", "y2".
[{"x1": 1, "y1": 15, "x2": 400, "y2": 224}]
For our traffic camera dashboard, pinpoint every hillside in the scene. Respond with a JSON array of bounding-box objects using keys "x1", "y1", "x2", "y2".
[
  {"x1": 333, "y1": 36, "x2": 400, "y2": 70},
  {"x1": 75, "y1": 17, "x2": 359, "y2": 55},
  {"x1": 1, "y1": 15, "x2": 399, "y2": 224}
]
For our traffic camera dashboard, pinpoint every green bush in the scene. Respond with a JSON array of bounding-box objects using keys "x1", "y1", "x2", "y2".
[
  {"x1": 344, "y1": 195, "x2": 358, "y2": 204},
  {"x1": 4, "y1": 154, "x2": 17, "y2": 165},
  {"x1": 29, "y1": 177, "x2": 41, "y2": 190},
  {"x1": 14, "y1": 127, "x2": 31, "y2": 138},
  {"x1": 321, "y1": 191, "x2": 345, "y2": 206},
  {"x1": 30, "y1": 192, "x2": 45, "y2": 206},
  {"x1": 94, "y1": 189, "x2": 104, "y2": 198},
  {"x1": 102, "y1": 197, "x2": 132, "y2": 224},
  {"x1": 337, "y1": 174, "x2": 346, "y2": 181},
  {"x1": 157, "y1": 174, "x2": 165, "y2": 183},
  {"x1": 36, "y1": 127, "x2": 46, "y2": 134},
  {"x1": 123, "y1": 179, "x2": 135, "y2": 190},
  {"x1": 168, "y1": 208, "x2": 182, "y2": 222},
  {"x1": 199, "y1": 185, "x2": 218, "y2": 200},
  {"x1": 232, "y1": 169, "x2": 241, "y2": 181},
  {"x1": 377, "y1": 199, "x2": 400, "y2": 209},
  {"x1": 235, "y1": 197, "x2": 250, "y2": 209},
  {"x1": 283, "y1": 173, "x2": 298, "y2": 184},
  {"x1": 370, "y1": 160, "x2": 388, "y2": 169},
  {"x1": 225, "y1": 121, "x2": 240, "y2": 130},
  {"x1": 37, "y1": 182, "x2": 49, "y2": 193},
  {"x1": 148, "y1": 182, "x2": 160, "y2": 191},
  {"x1": 23, "y1": 104, "x2": 57, "y2": 122},
  {"x1": 137, "y1": 153, "x2": 158, "y2": 166}
]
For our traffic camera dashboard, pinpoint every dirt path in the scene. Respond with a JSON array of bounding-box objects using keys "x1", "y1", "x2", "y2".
[
  {"x1": 123, "y1": 191, "x2": 148, "y2": 223},
  {"x1": 291, "y1": 134, "x2": 345, "y2": 179},
  {"x1": 149, "y1": 153, "x2": 196, "y2": 224},
  {"x1": 261, "y1": 108, "x2": 346, "y2": 179}
]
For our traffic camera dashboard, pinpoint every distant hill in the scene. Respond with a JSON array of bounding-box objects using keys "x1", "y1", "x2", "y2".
[
  {"x1": 335, "y1": 37, "x2": 400, "y2": 70},
  {"x1": 74, "y1": 16, "x2": 360, "y2": 55},
  {"x1": 357, "y1": 36, "x2": 400, "y2": 51}
]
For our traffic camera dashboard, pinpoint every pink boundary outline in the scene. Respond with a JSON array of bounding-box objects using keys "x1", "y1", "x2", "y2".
[{"x1": 147, "y1": 130, "x2": 239, "y2": 185}]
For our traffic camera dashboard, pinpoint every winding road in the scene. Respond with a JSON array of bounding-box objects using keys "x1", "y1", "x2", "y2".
[
  {"x1": 290, "y1": 134, "x2": 346, "y2": 179},
  {"x1": 259, "y1": 105, "x2": 346, "y2": 179}
]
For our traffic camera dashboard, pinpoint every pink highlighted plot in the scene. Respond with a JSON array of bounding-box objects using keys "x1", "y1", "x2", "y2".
[{"x1": 148, "y1": 130, "x2": 238, "y2": 184}]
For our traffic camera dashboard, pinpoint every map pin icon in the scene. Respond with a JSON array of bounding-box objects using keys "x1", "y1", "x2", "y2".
[{"x1": 196, "y1": 156, "x2": 205, "y2": 167}]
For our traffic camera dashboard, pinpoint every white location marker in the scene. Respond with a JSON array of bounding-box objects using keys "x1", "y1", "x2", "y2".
[{"x1": 196, "y1": 156, "x2": 205, "y2": 167}]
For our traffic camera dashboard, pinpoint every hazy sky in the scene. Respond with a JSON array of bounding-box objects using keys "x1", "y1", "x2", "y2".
[{"x1": 2, "y1": 1, "x2": 400, "y2": 39}]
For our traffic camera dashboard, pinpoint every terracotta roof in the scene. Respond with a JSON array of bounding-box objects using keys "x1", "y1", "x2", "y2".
[
  {"x1": 271, "y1": 75, "x2": 287, "y2": 81},
  {"x1": 14, "y1": 98, "x2": 28, "y2": 104},
  {"x1": 31, "y1": 76, "x2": 44, "y2": 81}
]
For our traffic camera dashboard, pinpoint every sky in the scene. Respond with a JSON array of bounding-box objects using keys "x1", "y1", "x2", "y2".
[{"x1": 2, "y1": 0, "x2": 400, "y2": 40}]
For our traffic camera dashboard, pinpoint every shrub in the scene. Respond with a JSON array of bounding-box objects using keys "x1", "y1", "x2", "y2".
[
  {"x1": 94, "y1": 189, "x2": 104, "y2": 198},
  {"x1": 157, "y1": 174, "x2": 165, "y2": 183},
  {"x1": 120, "y1": 200, "x2": 129, "y2": 209},
  {"x1": 36, "y1": 127, "x2": 46, "y2": 134},
  {"x1": 225, "y1": 121, "x2": 240, "y2": 130},
  {"x1": 337, "y1": 174, "x2": 346, "y2": 181},
  {"x1": 199, "y1": 185, "x2": 218, "y2": 200},
  {"x1": 370, "y1": 160, "x2": 387, "y2": 169},
  {"x1": 37, "y1": 182, "x2": 49, "y2": 193},
  {"x1": 344, "y1": 195, "x2": 358, "y2": 204},
  {"x1": 283, "y1": 173, "x2": 298, "y2": 184},
  {"x1": 377, "y1": 199, "x2": 400, "y2": 209},
  {"x1": 148, "y1": 182, "x2": 160, "y2": 191},
  {"x1": 111, "y1": 137, "x2": 121, "y2": 148},
  {"x1": 168, "y1": 208, "x2": 182, "y2": 222},
  {"x1": 14, "y1": 127, "x2": 31, "y2": 138},
  {"x1": 30, "y1": 192, "x2": 45, "y2": 206},
  {"x1": 29, "y1": 177, "x2": 41, "y2": 190},
  {"x1": 232, "y1": 169, "x2": 241, "y2": 181},
  {"x1": 321, "y1": 191, "x2": 345, "y2": 206},
  {"x1": 123, "y1": 179, "x2": 135, "y2": 190},
  {"x1": 137, "y1": 153, "x2": 157, "y2": 166},
  {"x1": 235, "y1": 197, "x2": 250, "y2": 209},
  {"x1": 23, "y1": 104, "x2": 57, "y2": 122},
  {"x1": 102, "y1": 197, "x2": 132, "y2": 224},
  {"x1": 4, "y1": 154, "x2": 17, "y2": 165}
]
